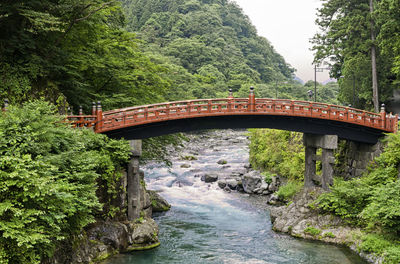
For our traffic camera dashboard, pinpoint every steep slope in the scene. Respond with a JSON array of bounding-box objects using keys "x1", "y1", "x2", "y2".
[{"x1": 121, "y1": 0, "x2": 294, "y2": 99}]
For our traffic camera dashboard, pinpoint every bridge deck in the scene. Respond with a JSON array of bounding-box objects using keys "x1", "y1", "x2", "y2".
[{"x1": 67, "y1": 97, "x2": 398, "y2": 138}]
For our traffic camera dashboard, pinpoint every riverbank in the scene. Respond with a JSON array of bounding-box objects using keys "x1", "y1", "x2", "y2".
[{"x1": 266, "y1": 187, "x2": 384, "y2": 264}]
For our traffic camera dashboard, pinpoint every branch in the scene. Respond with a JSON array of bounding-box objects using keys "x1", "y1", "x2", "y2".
[
  {"x1": 55, "y1": 1, "x2": 115, "y2": 46},
  {"x1": 75, "y1": 1, "x2": 116, "y2": 22}
]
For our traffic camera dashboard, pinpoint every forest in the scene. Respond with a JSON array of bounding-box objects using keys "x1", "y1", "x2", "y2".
[{"x1": 1, "y1": 0, "x2": 400, "y2": 263}]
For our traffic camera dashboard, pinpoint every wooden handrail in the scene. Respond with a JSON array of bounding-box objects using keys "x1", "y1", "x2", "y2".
[{"x1": 66, "y1": 95, "x2": 399, "y2": 135}]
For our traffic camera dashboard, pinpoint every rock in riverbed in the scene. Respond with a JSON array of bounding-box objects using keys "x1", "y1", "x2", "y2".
[
  {"x1": 218, "y1": 180, "x2": 227, "y2": 189},
  {"x1": 148, "y1": 190, "x2": 171, "y2": 212},
  {"x1": 217, "y1": 159, "x2": 228, "y2": 165},
  {"x1": 201, "y1": 173, "x2": 219, "y2": 183},
  {"x1": 241, "y1": 171, "x2": 262, "y2": 193},
  {"x1": 44, "y1": 218, "x2": 160, "y2": 264},
  {"x1": 226, "y1": 179, "x2": 238, "y2": 190}
]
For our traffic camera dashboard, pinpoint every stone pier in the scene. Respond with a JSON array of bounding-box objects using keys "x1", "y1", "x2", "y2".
[
  {"x1": 127, "y1": 140, "x2": 142, "y2": 221},
  {"x1": 304, "y1": 134, "x2": 338, "y2": 190},
  {"x1": 336, "y1": 140, "x2": 382, "y2": 179}
]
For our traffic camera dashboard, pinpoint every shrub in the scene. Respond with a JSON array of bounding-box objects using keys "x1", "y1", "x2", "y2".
[
  {"x1": 248, "y1": 129, "x2": 304, "y2": 180},
  {"x1": 262, "y1": 171, "x2": 275, "y2": 184},
  {"x1": 304, "y1": 226, "x2": 322, "y2": 236},
  {"x1": 323, "y1": 232, "x2": 336, "y2": 238},
  {"x1": 358, "y1": 234, "x2": 393, "y2": 255},
  {"x1": 361, "y1": 180, "x2": 400, "y2": 232},
  {"x1": 276, "y1": 180, "x2": 303, "y2": 201},
  {"x1": 384, "y1": 246, "x2": 400, "y2": 264},
  {"x1": 313, "y1": 178, "x2": 370, "y2": 224},
  {"x1": 0, "y1": 100, "x2": 130, "y2": 263}
]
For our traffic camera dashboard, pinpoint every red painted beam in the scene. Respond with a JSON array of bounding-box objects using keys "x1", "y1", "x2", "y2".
[{"x1": 66, "y1": 89, "x2": 398, "y2": 136}]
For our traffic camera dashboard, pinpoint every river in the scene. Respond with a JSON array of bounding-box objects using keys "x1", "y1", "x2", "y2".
[{"x1": 105, "y1": 130, "x2": 366, "y2": 264}]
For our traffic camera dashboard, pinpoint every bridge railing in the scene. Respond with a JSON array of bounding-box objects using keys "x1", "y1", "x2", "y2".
[{"x1": 65, "y1": 87, "x2": 399, "y2": 134}]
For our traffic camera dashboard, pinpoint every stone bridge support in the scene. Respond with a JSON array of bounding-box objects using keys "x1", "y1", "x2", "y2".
[
  {"x1": 127, "y1": 140, "x2": 142, "y2": 221},
  {"x1": 338, "y1": 140, "x2": 382, "y2": 179},
  {"x1": 304, "y1": 134, "x2": 338, "y2": 190}
]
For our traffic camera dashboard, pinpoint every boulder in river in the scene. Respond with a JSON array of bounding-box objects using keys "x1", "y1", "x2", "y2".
[
  {"x1": 218, "y1": 180, "x2": 227, "y2": 189},
  {"x1": 217, "y1": 159, "x2": 228, "y2": 165},
  {"x1": 268, "y1": 175, "x2": 281, "y2": 192},
  {"x1": 201, "y1": 173, "x2": 219, "y2": 183},
  {"x1": 226, "y1": 179, "x2": 238, "y2": 190},
  {"x1": 254, "y1": 182, "x2": 269, "y2": 195},
  {"x1": 45, "y1": 218, "x2": 160, "y2": 264},
  {"x1": 147, "y1": 190, "x2": 171, "y2": 212},
  {"x1": 128, "y1": 218, "x2": 160, "y2": 250},
  {"x1": 180, "y1": 163, "x2": 191, "y2": 168},
  {"x1": 241, "y1": 171, "x2": 262, "y2": 193},
  {"x1": 223, "y1": 186, "x2": 232, "y2": 193}
]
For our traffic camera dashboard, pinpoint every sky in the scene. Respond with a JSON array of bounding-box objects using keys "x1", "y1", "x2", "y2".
[{"x1": 233, "y1": 0, "x2": 330, "y2": 82}]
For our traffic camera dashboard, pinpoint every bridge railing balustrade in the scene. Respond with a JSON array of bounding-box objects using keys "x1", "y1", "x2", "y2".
[
  {"x1": 66, "y1": 115, "x2": 97, "y2": 128},
  {"x1": 65, "y1": 95, "x2": 398, "y2": 134}
]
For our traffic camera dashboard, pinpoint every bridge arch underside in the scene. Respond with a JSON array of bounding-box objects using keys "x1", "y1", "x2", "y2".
[{"x1": 103, "y1": 115, "x2": 385, "y2": 144}]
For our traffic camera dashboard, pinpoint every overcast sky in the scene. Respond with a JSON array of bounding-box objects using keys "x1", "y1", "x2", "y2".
[{"x1": 233, "y1": 0, "x2": 330, "y2": 82}]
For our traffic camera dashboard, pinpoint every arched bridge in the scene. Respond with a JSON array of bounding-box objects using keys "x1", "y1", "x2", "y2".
[{"x1": 67, "y1": 88, "x2": 398, "y2": 144}]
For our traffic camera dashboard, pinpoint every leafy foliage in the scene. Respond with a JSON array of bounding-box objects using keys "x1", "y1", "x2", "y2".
[
  {"x1": 0, "y1": 100, "x2": 130, "y2": 263},
  {"x1": 121, "y1": 0, "x2": 295, "y2": 97},
  {"x1": 313, "y1": 132, "x2": 400, "y2": 261},
  {"x1": 312, "y1": 0, "x2": 398, "y2": 110},
  {"x1": 304, "y1": 226, "x2": 322, "y2": 237},
  {"x1": 276, "y1": 181, "x2": 303, "y2": 201},
  {"x1": 0, "y1": 0, "x2": 171, "y2": 110},
  {"x1": 313, "y1": 178, "x2": 370, "y2": 224},
  {"x1": 249, "y1": 129, "x2": 304, "y2": 180}
]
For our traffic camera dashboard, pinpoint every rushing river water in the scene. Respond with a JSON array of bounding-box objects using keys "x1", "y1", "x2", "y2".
[{"x1": 106, "y1": 130, "x2": 366, "y2": 264}]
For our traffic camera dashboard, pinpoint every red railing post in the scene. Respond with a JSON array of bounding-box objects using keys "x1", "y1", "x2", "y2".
[
  {"x1": 380, "y1": 103, "x2": 386, "y2": 129},
  {"x1": 2, "y1": 98, "x2": 8, "y2": 112},
  {"x1": 92, "y1": 102, "x2": 96, "y2": 115},
  {"x1": 248, "y1": 86, "x2": 255, "y2": 112},
  {"x1": 187, "y1": 102, "x2": 191, "y2": 116},
  {"x1": 95, "y1": 101, "x2": 103, "y2": 132},
  {"x1": 78, "y1": 106, "x2": 84, "y2": 127},
  {"x1": 228, "y1": 89, "x2": 233, "y2": 112}
]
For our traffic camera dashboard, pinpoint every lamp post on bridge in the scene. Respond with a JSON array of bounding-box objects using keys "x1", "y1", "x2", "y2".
[
  {"x1": 314, "y1": 63, "x2": 331, "y2": 102},
  {"x1": 249, "y1": 86, "x2": 255, "y2": 112}
]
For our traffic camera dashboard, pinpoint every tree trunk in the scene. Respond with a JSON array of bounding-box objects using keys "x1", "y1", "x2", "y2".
[{"x1": 370, "y1": 0, "x2": 379, "y2": 112}]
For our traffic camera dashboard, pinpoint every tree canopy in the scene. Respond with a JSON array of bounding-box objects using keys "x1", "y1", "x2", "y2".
[{"x1": 312, "y1": 0, "x2": 400, "y2": 111}]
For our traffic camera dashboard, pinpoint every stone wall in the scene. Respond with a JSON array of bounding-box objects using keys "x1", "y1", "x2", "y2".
[{"x1": 335, "y1": 140, "x2": 383, "y2": 179}]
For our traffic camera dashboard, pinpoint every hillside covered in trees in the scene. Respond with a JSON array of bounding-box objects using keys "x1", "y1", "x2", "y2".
[
  {"x1": 0, "y1": 0, "x2": 295, "y2": 111},
  {"x1": 121, "y1": 0, "x2": 294, "y2": 99}
]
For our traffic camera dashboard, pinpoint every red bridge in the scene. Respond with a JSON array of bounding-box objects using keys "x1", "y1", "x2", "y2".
[{"x1": 67, "y1": 88, "x2": 398, "y2": 144}]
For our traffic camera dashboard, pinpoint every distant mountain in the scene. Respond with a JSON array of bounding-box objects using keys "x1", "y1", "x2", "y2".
[
  {"x1": 322, "y1": 78, "x2": 337, "y2": 85},
  {"x1": 293, "y1": 76, "x2": 305, "y2": 85}
]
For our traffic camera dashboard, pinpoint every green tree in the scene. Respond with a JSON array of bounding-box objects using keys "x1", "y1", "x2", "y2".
[
  {"x1": 0, "y1": 100, "x2": 130, "y2": 263},
  {"x1": 311, "y1": 0, "x2": 395, "y2": 111}
]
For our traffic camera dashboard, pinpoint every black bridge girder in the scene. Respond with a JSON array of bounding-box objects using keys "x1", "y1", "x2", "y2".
[{"x1": 103, "y1": 115, "x2": 385, "y2": 144}]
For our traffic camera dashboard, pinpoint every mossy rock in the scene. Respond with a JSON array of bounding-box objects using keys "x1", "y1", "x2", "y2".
[
  {"x1": 181, "y1": 155, "x2": 197, "y2": 161},
  {"x1": 126, "y1": 242, "x2": 161, "y2": 252},
  {"x1": 148, "y1": 190, "x2": 171, "y2": 212}
]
